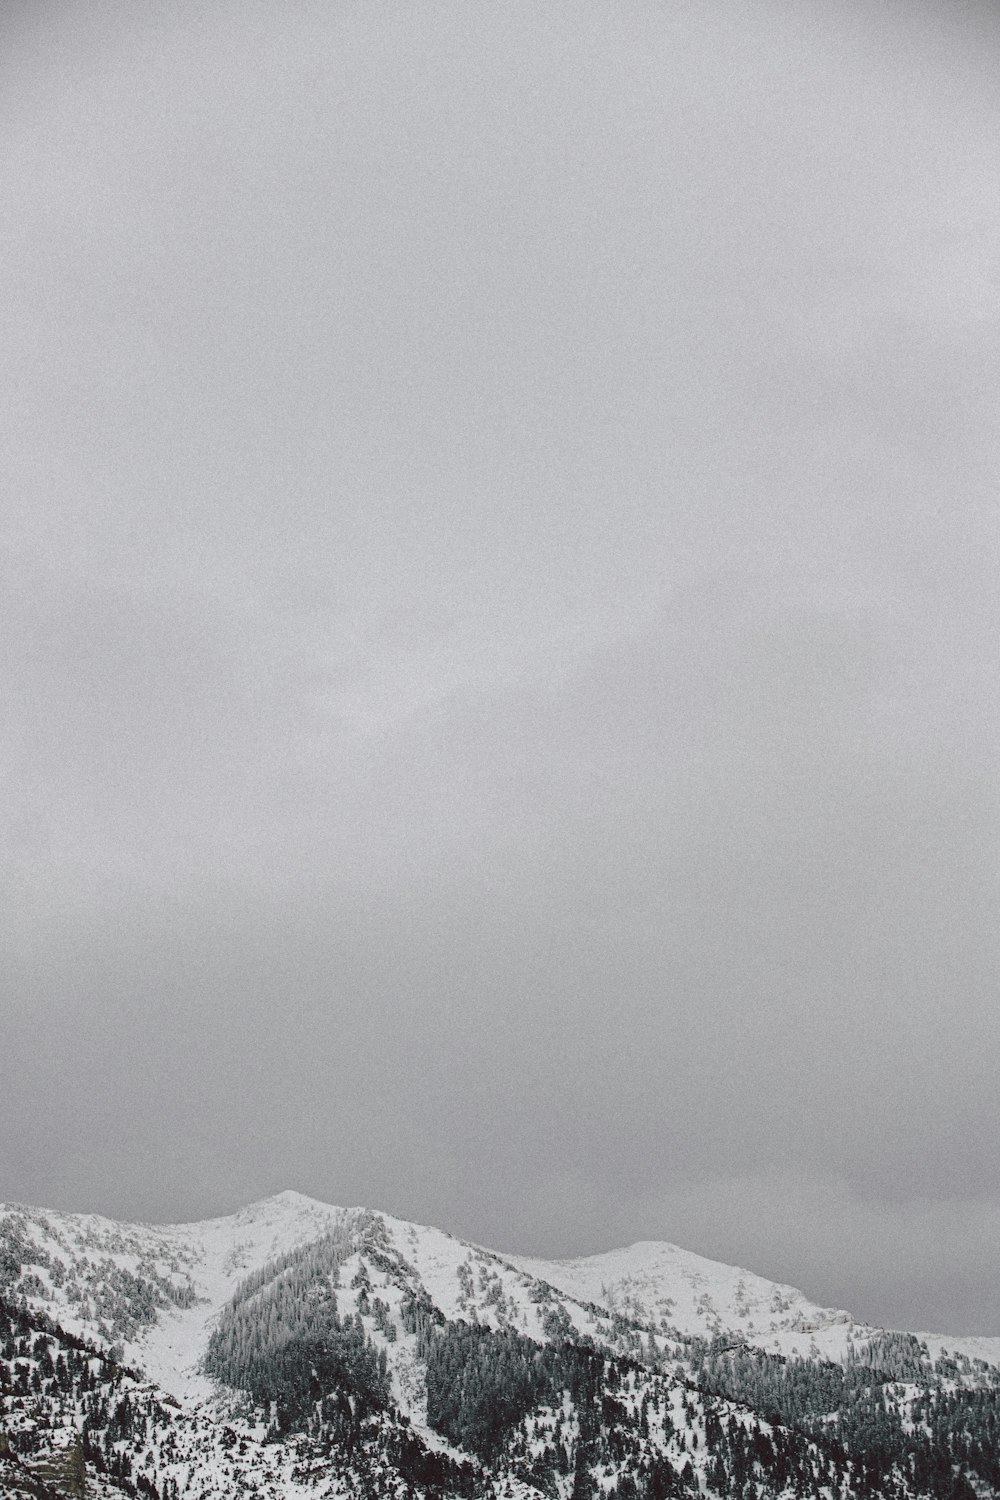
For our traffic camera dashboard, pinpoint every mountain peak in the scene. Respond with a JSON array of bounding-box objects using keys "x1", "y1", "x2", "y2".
[
  {"x1": 254, "y1": 1188, "x2": 331, "y2": 1209},
  {"x1": 187, "y1": 1188, "x2": 347, "y2": 1229}
]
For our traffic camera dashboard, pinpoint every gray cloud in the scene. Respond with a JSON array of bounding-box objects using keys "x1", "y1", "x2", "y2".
[{"x1": 2, "y1": 0, "x2": 998, "y2": 1333}]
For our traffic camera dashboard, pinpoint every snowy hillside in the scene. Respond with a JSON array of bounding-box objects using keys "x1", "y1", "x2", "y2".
[
  {"x1": 4, "y1": 1191, "x2": 1000, "y2": 1500},
  {"x1": 4, "y1": 1190, "x2": 1000, "y2": 1397},
  {"x1": 506, "y1": 1238, "x2": 851, "y2": 1342},
  {"x1": 0, "y1": 1192, "x2": 843, "y2": 1393},
  {"x1": 0, "y1": 1191, "x2": 350, "y2": 1401}
]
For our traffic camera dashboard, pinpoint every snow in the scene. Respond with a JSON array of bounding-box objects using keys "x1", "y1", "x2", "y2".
[
  {"x1": 0, "y1": 1191, "x2": 353, "y2": 1401},
  {"x1": 5, "y1": 1187, "x2": 1000, "y2": 1411},
  {"x1": 504, "y1": 1237, "x2": 851, "y2": 1341},
  {"x1": 7, "y1": 1188, "x2": 1000, "y2": 1500}
]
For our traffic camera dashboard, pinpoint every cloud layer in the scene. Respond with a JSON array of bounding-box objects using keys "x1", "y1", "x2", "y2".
[{"x1": 2, "y1": 0, "x2": 998, "y2": 1332}]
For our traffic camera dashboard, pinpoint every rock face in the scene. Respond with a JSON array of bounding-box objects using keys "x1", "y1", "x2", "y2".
[
  {"x1": 2, "y1": 1193, "x2": 999, "y2": 1500},
  {"x1": 25, "y1": 1437, "x2": 87, "y2": 1499}
]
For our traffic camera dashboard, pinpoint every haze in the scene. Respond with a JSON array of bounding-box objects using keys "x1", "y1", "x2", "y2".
[{"x1": 2, "y1": 0, "x2": 998, "y2": 1335}]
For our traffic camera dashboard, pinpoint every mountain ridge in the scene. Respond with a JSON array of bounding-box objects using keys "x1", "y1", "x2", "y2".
[
  {"x1": 6, "y1": 1188, "x2": 998, "y2": 1379},
  {"x1": 3, "y1": 1191, "x2": 1000, "y2": 1500}
]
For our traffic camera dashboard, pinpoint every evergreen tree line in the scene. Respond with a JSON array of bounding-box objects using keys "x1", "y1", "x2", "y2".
[
  {"x1": 1, "y1": 1292, "x2": 171, "y2": 1500},
  {"x1": 3, "y1": 1284, "x2": 455, "y2": 1500},
  {"x1": 413, "y1": 1314, "x2": 868, "y2": 1500},
  {"x1": 204, "y1": 1235, "x2": 391, "y2": 1427},
  {"x1": 688, "y1": 1333, "x2": 994, "y2": 1498}
]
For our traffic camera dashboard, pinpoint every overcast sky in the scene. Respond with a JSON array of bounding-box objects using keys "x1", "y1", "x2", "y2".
[{"x1": 2, "y1": 0, "x2": 998, "y2": 1335}]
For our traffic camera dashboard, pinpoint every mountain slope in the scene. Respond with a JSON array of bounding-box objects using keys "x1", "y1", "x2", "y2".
[
  {"x1": 505, "y1": 1238, "x2": 851, "y2": 1342},
  {"x1": 3, "y1": 1192, "x2": 999, "y2": 1500}
]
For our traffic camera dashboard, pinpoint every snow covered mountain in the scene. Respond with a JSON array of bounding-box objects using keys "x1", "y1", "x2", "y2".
[
  {"x1": 0, "y1": 1192, "x2": 834, "y2": 1397},
  {"x1": 2, "y1": 1192, "x2": 999, "y2": 1500}
]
